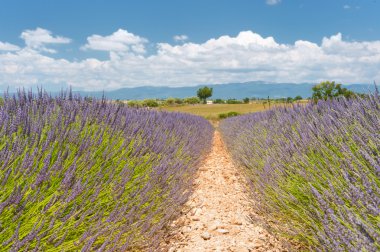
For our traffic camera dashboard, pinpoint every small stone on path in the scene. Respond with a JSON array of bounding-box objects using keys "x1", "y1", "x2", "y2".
[
  {"x1": 216, "y1": 228, "x2": 229, "y2": 234},
  {"x1": 201, "y1": 232, "x2": 211, "y2": 240}
]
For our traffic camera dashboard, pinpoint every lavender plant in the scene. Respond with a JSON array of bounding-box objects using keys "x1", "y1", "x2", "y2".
[
  {"x1": 0, "y1": 90, "x2": 213, "y2": 251},
  {"x1": 220, "y1": 96, "x2": 380, "y2": 251}
]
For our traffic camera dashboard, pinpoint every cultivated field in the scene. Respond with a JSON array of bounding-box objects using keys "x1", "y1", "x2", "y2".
[
  {"x1": 0, "y1": 91, "x2": 213, "y2": 251},
  {"x1": 160, "y1": 102, "x2": 287, "y2": 120},
  {"x1": 220, "y1": 96, "x2": 380, "y2": 251},
  {"x1": 1, "y1": 91, "x2": 379, "y2": 251}
]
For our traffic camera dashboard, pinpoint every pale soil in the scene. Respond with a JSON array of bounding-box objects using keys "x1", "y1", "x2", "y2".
[{"x1": 163, "y1": 131, "x2": 292, "y2": 252}]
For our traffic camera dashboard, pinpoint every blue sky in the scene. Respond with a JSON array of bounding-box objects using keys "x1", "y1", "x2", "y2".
[
  {"x1": 0, "y1": 0, "x2": 380, "y2": 90},
  {"x1": 2, "y1": 0, "x2": 378, "y2": 47}
]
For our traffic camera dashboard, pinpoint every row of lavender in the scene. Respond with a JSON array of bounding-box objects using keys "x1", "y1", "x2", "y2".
[
  {"x1": 0, "y1": 90, "x2": 213, "y2": 251},
  {"x1": 220, "y1": 96, "x2": 380, "y2": 251}
]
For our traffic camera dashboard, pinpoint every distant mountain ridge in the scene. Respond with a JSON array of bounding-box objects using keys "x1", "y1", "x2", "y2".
[
  {"x1": 1, "y1": 81, "x2": 375, "y2": 100},
  {"x1": 77, "y1": 81, "x2": 375, "y2": 100}
]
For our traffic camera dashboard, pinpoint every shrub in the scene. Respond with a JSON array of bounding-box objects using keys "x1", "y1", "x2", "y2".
[
  {"x1": 142, "y1": 99, "x2": 159, "y2": 107},
  {"x1": 115, "y1": 99, "x2": 126, "y2": 106},
  {"x1": 174, "y1": 98, "x2": 183, "y2": 104},
  {"x1": 213, "y1": 98, "x2": 225, "y2": 104},
  {"x1": 184, "y1": 97, "x2": 200, "y2": 104},
  {"x1": 165, "y1": 97, "x2": 176, "y2": 105},
  {"x1": 226, "y1": 99, "x2": 242, "y2": 104},
  {"x1": 218, "y1": 111, "x2": 240, "y2": 119},
  {"x1": 127, "y1": 100, "x2": 141, "y2": 107},
  {"x1": 220, "y1": 95, "x2": 380, "y2": 251},
  {"x1": 218, "y1": 113, "x2": 227, "y2": 119}
]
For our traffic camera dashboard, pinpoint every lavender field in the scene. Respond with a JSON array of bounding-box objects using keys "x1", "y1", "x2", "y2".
[
  {"x1": 220, "y1": 95, "x2": 380, "y2": 251},
  {"x1": 0, "y1": 90, "x2": 213, "y2": 251}
]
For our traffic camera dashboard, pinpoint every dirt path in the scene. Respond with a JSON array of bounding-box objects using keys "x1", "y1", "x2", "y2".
[{"x1": 166, "y1": 130, "x2": 289, "y2": 252}]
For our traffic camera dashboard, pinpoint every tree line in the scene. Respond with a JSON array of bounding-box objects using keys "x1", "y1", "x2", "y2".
[{"x1": 113, "y1": 80, "x2": 365, "y2": 108}]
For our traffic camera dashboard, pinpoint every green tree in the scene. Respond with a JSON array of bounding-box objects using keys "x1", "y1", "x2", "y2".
[
  {"x1": 243, "y1": 97, "x2": 250, "y2": 104},
  {"x1": 197, "y1": 86, "x2": 213, "y2": 104},
  {"x1": 294, "y1": 95, "x2": 303, "y2": 101},
  {"x1": 312, "y1": 81, "x2": 354, "y2": 101}
]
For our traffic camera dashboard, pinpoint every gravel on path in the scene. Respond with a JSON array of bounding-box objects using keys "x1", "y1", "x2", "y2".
[{"x1": 164, "y1": 131, "x2": 291, "y2": 252}]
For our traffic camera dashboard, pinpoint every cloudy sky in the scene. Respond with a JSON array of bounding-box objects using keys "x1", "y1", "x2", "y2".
[{"x1": 0, "y1": 0, "x2": 379, "y2": 91}]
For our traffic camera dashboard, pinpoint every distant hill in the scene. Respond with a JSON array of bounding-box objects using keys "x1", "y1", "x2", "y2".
[
  {"x1": 2, "y1": 81, "x2": 375, "y2": 100},
  {"x1": 77, "y1": 81, "x2": 375, "y2": 100}
]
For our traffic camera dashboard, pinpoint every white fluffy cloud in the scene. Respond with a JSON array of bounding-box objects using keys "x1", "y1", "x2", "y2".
[
  {"x1": 82, "y1": 29, "x2": 148, "y2": 54},
  {"x1": 173, "y1": 35, "x2": 189, "y2": 42},
  {"x1": 0, "y1": 41, "x2": 20, "y2": 51},
  {"x1": 20, "y1": 27, "x2": 71, "y2": 53},
  {"x1": 266, "y1": 0, "x2": 281, "y2": 6},
  {"x1": 1, "y1": 28, "x2": 380, "y2": 91}
]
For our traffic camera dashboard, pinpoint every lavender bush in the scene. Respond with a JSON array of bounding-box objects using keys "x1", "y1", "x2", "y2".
[
  {"x1": 0, "y1": 90, "x2": 213, "y2": 251},
  {"x1": 220, "y1": 95, "x2": 380, "y2": 251}
]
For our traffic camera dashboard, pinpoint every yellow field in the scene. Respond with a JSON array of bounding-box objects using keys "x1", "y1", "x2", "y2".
[{"x1": 159, "y1": 102, "x2": 285, "y2": 120}]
